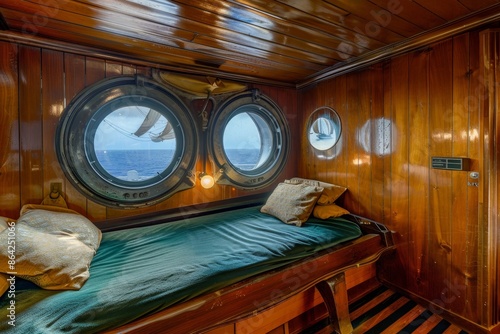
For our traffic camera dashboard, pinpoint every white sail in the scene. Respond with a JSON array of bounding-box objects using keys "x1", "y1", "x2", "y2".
[
  {"x1": 133, "y1": 109, "x2": 161, "y2": 137},
  {"x1": 150, "y1": 122, "x2": 175, "y2": 142}
]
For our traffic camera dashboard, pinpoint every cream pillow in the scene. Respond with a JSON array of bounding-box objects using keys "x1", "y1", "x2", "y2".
[
  {"x1": 289, "y1": 177, "x2": 347, "y2": 205},
  {"x1": 313, "y1": 203, "x2": 350, "y2": 219},
  {"x1": 0, "y1": 208, "x2": 102, "y2": 290},
  {"x1": 261, "y1": 182, "x2": 323, "y2": 226}
]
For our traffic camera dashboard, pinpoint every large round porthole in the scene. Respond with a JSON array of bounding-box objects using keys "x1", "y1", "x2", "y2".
[
  {"x1": 208, "y1": 89, "x2": 289, "y2": 189},
  {"x1": 56, "y1": 75, "x2": 198, "y2": 208}
]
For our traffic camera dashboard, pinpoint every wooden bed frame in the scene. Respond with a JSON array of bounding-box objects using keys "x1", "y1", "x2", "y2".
[{"x1": 103, "y1": 213, "x2": 395, "y2": 334}]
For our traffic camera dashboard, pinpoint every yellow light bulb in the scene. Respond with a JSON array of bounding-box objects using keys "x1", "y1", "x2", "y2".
[{"x1": 200, "y1": 174, "x2": 215, "y2": 189}]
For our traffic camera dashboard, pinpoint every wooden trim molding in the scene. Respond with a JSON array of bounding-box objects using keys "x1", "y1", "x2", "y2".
[
  {"x1": 0, "y1": 30, "x2": 295, "y2": 88},
  {"x1": 298, "y1": 4, "x2": 500, "y2": 88},
  {"x1": 0, "y1": 5, "x2": 499, "y2": 90},
  {"x1": 480, "y1": 28, "x2": 500, "y2": 328}
]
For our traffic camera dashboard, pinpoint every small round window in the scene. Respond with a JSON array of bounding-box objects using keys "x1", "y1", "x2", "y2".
[
  {"x1": 57, "y1": 75, "x2": 198, "y2": 208},
  {"x1": 208, "y1": 89, "x2": 289, "y2": 189},
  {"x1": 223, "y1": 111, "x2": 272, "y2": 171},
  {"x1": 306, "y1": 106, "x2": 342, "y2": 158}
]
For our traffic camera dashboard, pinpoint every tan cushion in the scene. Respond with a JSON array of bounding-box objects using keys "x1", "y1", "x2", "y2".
[
  {"x1": 261, "y1": 182, "x2": 323, "y2": 226},
  {"x1": 0, "y1": 273, "x2": 9, "y2": 297},
  {"x1": 313, "y1": 203, "x2": 350, "y2": 219},
  {"x1": 0, "y1": 207, "x2": 102, "y2": 290},
  {"x1": 288, "y1": 177, "x2": 347, "y2": 205}
]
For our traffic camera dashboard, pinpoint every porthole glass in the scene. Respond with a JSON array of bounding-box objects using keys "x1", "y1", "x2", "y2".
[
  {"x1": 307, "y1": 107, "x2": 341, "y2": 151},
  {"x1": 92, "y1": 107, "x2": 176, "y2": 182},
  {"x1": 208, "y1": 89, "x2": 289, "y2": 189},
  {"x1": 306, "y1": 106, "x2": 342, "y2": 159},
  {"x1": 222, "y1": 111, "x2": 272, "y2": 171},
  {"x1": 56, "y1": 75, "x2": 198, "y2": 208}
]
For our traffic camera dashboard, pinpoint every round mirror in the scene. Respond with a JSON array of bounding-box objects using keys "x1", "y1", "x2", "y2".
[{"x1": 307, "y1": 106, "x2": 341, "y2": 151}]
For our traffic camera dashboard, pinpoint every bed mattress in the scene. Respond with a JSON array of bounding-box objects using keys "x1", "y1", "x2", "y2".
[{"x1": 0, "y1": 206, "x2": 361, "y2": 333}]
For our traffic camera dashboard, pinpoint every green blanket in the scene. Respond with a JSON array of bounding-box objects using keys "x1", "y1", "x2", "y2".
[{"x1": 0, "y1": 206, "x2": 361, "y2": 333}]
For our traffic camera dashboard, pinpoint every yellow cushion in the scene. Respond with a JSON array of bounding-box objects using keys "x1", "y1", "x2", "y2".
[
  {"x1": 0, "y1": 273, "x2": 9, "y2": 297},
  {"x1": 0, "y1": 207, "x2": 102, "y2": 290},
  {"x1": 312, "y1": 203, "x2": 350, "y2": 219},
  {"x1": 288, "y1": 177, "x2": 347, "y2": 205},
  {"x1": 261, "y1": 182, "x2": 323, "y2": 227}
]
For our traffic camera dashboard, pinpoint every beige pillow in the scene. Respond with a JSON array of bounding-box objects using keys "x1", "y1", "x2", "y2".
[
  {"x1": 261, "y1": 182, "x2": 323, "y2": 226},
  {"x1": 0, "y1": 216, "x2": 10, "y2": 232},
  {"x1": 313, "y1": 203, "x2": 350, "y2": 219},
  {"x1": 0, "y1": 208, "x2": 102, "y2": 290},
  {"x1": 289, "y1": 177, "x2": 347, "y2": 205}
]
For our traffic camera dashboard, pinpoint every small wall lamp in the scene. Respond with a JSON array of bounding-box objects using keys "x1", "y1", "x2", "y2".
[{"x1": 199, "y1": 172, "x2": 215, "y2": 189}]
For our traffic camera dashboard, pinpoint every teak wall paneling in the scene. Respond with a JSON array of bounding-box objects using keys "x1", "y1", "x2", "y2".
[
  {"x1": 0, "y1": 41, "x2": 19, "y2": 219},
  {"x1": 0, "y1": 43, "x2": 298, "y2": 221},
  {"x1": 480, "y1": 29, "x2": 500, "y2": 329},
  {"x1": 19, "y1": 46, "x2": 42, "y2": 206},
  {"x1": 298, "y1": 30, "x2": 494, "y2": 330}
]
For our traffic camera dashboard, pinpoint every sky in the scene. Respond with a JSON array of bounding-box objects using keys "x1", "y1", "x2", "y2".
[{"x1": 94, "y1": 107, "x2": 261, "y2": 151}]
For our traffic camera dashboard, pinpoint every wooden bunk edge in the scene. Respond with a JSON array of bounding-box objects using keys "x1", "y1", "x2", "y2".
[
  {"x1": 105, "y1": 234, "x2": 395, "y2": 334},
  {"x1": 343, "y1": 214, "x2": 396, "y2": 247},
  {"x1": 95, "y1": 193, "x2": 270, "y2": 232}
]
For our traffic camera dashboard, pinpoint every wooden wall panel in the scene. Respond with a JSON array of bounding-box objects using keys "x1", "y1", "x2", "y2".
[
  {"x1": 479, "y1": 28, "x2": 500, "y2": 328},
  {"x1": 41, "y1": 50, "x2": 65, "y2": 205},
  {"x1": 450, "y1": 32, "x2": 477, "y2": 321},
  {"x1": 464, "y1": 30, "x2": 481, "y2": 324},
  {"x1": 344, "y1": 72, "x2": 362, "y2": 214},
  {"x1": 298, "y1": 31, "x2": 489, "y2": 328},
  {"x1": 369, "y1": 64, "x2": 386, "y2": 221},
  {"x1": 387, "y1": 54, "x2": 411, "y2": 290},
  {"x1": 19, "y1": 46, "x2": 42, "y2": 206},
  {"x1": 0, "y1": 41, "x2": 20, "y2": 219},
  {"x1": 407, "y1": 48, "x2": 429, "y2": 296},
  {"x1": 427, "y1": 38, "x2": 454, "y2": 305}
]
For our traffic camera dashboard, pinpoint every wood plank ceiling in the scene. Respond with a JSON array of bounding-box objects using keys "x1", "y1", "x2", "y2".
[{"x1": 0, "y1": 0, "x2": 499, "y2": 86}]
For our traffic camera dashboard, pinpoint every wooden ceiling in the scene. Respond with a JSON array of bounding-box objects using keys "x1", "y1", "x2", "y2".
[{"x1": 1, "y1": 1, "x2": 500, "y2": 86}]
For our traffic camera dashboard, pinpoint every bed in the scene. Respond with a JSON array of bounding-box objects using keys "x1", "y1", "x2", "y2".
[{"x1": 0, "y1": 179, "x2": 394, "y2": 333}]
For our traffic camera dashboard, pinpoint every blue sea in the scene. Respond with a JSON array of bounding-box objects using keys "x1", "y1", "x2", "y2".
[{"x1": 96, "y1": 149, "x2": 261, "y2": 180}]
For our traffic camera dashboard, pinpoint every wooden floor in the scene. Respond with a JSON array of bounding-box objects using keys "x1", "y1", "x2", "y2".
[{"x1": 301, "y1": 285, "x2": 469, "y2": 334}]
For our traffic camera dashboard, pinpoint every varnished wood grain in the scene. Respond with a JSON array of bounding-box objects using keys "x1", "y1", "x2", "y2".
[
  {"x1": 344, "y1": 71, "x2": 362, "y2": 213},
  {"x1": 298, "y1": 31, "x2": 495, "y2": 331},
  {"x1": 41, "y1": 49, "x2": 65, "y2": 208},
  {"x1": 0, "y1": 1, "x2": 498, "y2": 84},
  {"x1": 479, "y1": 29, "x2": 500, "y2": 327},
  {"x1": 407, "y1": 48, "x2": 430, "y2": 296},
  {"x1": 387, "y1": 54, "x2": 410, "y2": 290},
  {"x1": 427, "y1": 38, "x2": 454, "y2": 304},
  {"x1": 451, "y1": 32, "x2": 475, "y2": 320},
  {"x1": 19, "y1": 45, "x2": 42, "y2": 206},
  {"x1": 0, "y1": 41, "x2": 19, "y2": 218}
]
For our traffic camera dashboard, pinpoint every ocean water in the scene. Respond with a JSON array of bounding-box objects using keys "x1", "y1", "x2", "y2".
[{"x1": 95, "y1": 149, "x2": 261, "y2": 180}]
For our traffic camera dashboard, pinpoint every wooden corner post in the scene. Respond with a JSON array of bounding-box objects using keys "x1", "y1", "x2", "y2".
[{"x1": 316, "y1": 272, "x2": 353, "y2": 334}]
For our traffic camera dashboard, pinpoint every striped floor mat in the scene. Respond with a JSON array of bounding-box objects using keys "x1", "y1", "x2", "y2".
[{"x1": 302, "y1": 285, "x2": 469, "y2": 334}]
